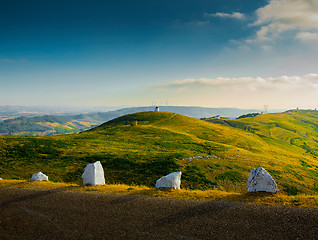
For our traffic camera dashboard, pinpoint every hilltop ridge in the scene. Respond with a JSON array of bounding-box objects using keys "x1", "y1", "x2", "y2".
[{"x1": 0, "y1": 106, "x2": 265, "y2": 136}]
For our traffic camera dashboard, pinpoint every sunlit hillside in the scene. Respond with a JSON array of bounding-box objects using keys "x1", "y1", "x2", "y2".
[
  {"x1": 209, "y1": 110, "x2": 318, "y2": 155},
  {"x1": 1, "y1": 111, "x2": 318, "y2": 195}
]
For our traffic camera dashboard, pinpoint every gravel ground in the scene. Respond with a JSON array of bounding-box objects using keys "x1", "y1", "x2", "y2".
[{"x1": 1, "y1": 187, "x2": 318, "y2": 240}]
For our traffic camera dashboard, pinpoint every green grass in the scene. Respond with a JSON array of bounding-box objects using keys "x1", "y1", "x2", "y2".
[
  {"x1": 1, "y1": 111, "x2": 318, "y2": 196},
  {"x1": 214, "y1": 171, "x2": 244, "y2": 182},
  {"x1": 214, "y1": 110, "x2": 318, "y2": 157}
]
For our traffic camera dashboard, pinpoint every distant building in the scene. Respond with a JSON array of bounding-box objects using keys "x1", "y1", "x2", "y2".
[
  {"x1": 154, "y1": 107, "x2": 159, "y2": 112},
  {"x1": 215, "y1": 115, "x2": 220, "y2": 120}
]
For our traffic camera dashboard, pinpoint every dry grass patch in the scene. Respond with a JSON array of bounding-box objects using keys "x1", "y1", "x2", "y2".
[{"x1": 1, "y1": 180, "x2": 317, "y2": 208}]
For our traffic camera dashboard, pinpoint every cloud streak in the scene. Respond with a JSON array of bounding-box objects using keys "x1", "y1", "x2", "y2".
[
  {"x1": 185, "y1": 11, "x2": 245, "y2": 27},
  {"x1": 205, "y1": 12, "x2": 245, "y2": 20},
  {"x1": 151, "y1": 74, "x2": 318, "y2": 91},
  {"x1": 296, "y1": 31, "x2": 318, "y2": 41}
]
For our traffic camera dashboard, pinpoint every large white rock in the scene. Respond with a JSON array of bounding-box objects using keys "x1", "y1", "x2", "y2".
[
  {"x1": 31, "y1": 172, "x2": 48, "y2": 181},
  {"x1": 155, "y1": 171, "x2": 182, "y2": 189},
  {"x1": 247, "y1": 167, "x2": 277, "y2": 193},
  {"x1": 81, "y1": 161, "x2": 105, "y2": 185}
]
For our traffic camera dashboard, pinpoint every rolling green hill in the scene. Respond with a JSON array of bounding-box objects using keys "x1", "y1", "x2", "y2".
[
  {"x1": 208, "y1": 110, "x2": 318, "y2": 157},
  {"x1": 0, "y1": 115, "x2": 101, "y2": 136},
  {"x1": 1, "y1": 111, "x2": 318, "y2": 196},
  {"x1": 0, "y1": 106, "x2": 264, "y2": 136}
]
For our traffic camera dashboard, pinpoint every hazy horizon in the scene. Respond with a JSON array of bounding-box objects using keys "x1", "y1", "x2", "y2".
[
  {"x1": 0, "y1": 104, "x2": 286, "y2": 111},
  {"x1": 1, "y1": 0, "x2": 318, "y2": 109}
]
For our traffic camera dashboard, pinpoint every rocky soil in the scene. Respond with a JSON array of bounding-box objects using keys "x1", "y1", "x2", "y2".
[{"x1": 1, "y1": 187, "x2": 318, "y2": 240}]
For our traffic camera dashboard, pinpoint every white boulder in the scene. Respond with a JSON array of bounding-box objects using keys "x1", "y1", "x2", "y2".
[
  {"x1": 81, "y1": 161, "x2": 105, "y2": 185},
  {"x1": 155, "y1": 171, "x2": 182, "y2": 189},
  {"x1": 31, "y1": 172, "x2": 48, "y2": 181},
  {"x1": 247, "y1": 167, "x2": 277, "y2": 193},
  {"x1": 0, "y1": 177, "x2": 2, "y2": 180}
]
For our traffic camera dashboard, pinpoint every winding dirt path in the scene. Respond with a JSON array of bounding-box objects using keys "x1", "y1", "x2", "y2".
[{"x1": 1, "y1": 187, "x2": 318, "y2": 240}]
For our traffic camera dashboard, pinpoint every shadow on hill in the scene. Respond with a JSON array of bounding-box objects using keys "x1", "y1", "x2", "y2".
[
  {"x1": 245, "y1": 192, "x2": 276, "y2": 197},
  {"x1": 151, "y1": 201, "x2": 235, "y2": 228},
  {"x1": 0, "y1": 185, "x2": 80, "y2": 207},
  {"x1": 108, "y1": 194, "x2": 143, "y2": 205}
]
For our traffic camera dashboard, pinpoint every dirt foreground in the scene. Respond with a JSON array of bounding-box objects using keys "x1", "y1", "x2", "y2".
[{"x1": 1, "y1": 187, "x2": 318, "y2": 240}]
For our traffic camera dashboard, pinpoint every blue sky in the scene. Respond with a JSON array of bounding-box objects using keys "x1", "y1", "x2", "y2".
[{"x1": 1, "y1": 0, "x2": 318, "y2": 109}]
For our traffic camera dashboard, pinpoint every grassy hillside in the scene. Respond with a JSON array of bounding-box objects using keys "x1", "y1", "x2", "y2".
[
  {"x1": 0, "y1": 115, "x2": 100, "y2": 136},
  {"x1": 209, "y1": 110, "x2": 318, "y2": 156},
  {"x1": 1, "y1": 111, "x2": 318, "y2": 196},
  {"x1": 0, "y1": 106, "x2": 264, "y2": 136}
]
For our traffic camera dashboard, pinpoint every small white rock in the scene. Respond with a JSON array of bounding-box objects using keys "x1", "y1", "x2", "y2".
[
  {"x1": 81, "y1": 161, "x2": 105, "y2": 185},
  {"x1": 0, "y1": 177, "x2": 2, "y2": 180},
  {"x1": 31, "y1": 172, "x2": 48, "y2": 181},
  {"x1": 155, "y1": 171, "x2": 182, "y2": 189},
  {"x1": 247, "y1": 167, "x2": 277, "y2": 193}
]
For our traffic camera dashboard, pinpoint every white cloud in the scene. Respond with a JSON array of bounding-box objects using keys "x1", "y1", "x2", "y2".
[
  {"x1": 184, "y1": 12, "x2": 245, "y2": 28},
  {"x1": 296, "y1": 31, "x2": 318, "y2": 41},
  {"x1": 150, "y1": 74, "x2": 318, "y2": 109},
  {"x1": 205, "y1": 12, "x2": 245, "y2": 20},
  {"x1": 256, "y1": 26, "x2": 271, "y2": 41},
  {"x1": 250, "y1": 0, "x2": 318, "y2": 42},
  {"x1": 151, "y1": 74, "x2": 318, "y2": 91}
]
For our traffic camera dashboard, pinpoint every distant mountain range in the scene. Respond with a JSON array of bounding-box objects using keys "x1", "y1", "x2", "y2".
[
  {"x1": 0, "y1": 105, "x2": 125, "y2": 121},
  {"x1": 0, "y1": 106, "x2": 278, "y2": 136}
]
